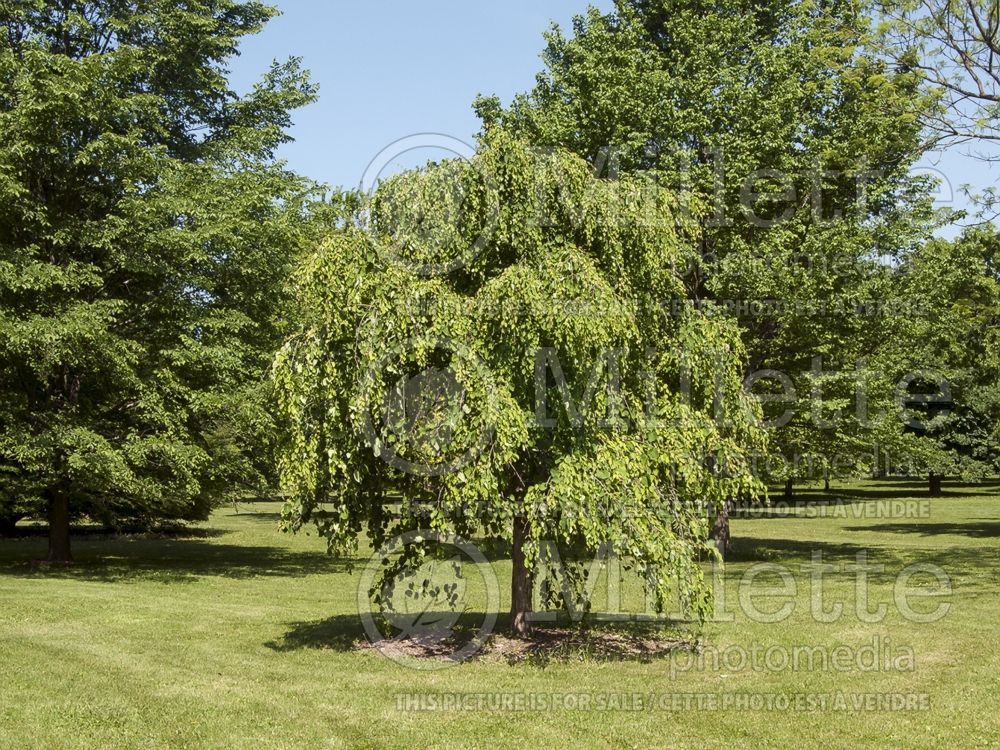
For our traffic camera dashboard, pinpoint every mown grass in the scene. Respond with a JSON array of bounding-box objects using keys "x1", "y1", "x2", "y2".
[{"x1": 1, "y1": 480, "x2": 998, "y2": 749}]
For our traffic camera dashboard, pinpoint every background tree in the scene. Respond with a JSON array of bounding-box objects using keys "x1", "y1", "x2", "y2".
[
  {"x1": 879, "y1": 0, "x2": 1000, "y2": 217},
  {"x1": 273, "y1": 133, "x2": 766, "y2": 636},
  {"x1": 880, "y1": 0, "x2": 999, "y2": 148},
  {"x1": 0, "y1": 1, "x2": 316, "y2": 560},
  {"x1": 476, "y1": 0, "x2": 938, "y2": 518},
  {"x1": 892, "y1": 225, "x2": 1000, "y2": 493}
]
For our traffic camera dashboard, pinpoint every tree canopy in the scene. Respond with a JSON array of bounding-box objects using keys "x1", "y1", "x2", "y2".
[
  {"x1": 273, "y1": 133, "x2": 767, "y2": 634},
  {"x1": 475, "y1": 0, "x2": 942, "y2": 500},
  {"x1": 892, "y1": 225, "x2": 1000, "y2": 491},
  {"x1": 0, "y1": 0, "x2": 317, "y2": 559}
]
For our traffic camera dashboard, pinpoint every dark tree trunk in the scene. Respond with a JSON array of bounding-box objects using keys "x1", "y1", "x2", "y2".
[
  {"x1": 710, "y1": 498, "x2": 733, "y2": 560},
  {"x1": 510, "y1": 516, "x2": 533, "y2": 637},
  {"x1": 872, "y1": 450, "x2": 886, "y2": 480},
  {"x1": 784, "y1": 478, "x2": 794, "y2": 501},
  {"x1": 929, "y1": 472, "x2": 942, "y2": 498},
  {"x1": 46, "y1": 490, "x2": 72, "y2": 563}
]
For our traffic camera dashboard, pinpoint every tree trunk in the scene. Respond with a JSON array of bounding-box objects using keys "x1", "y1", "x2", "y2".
[
  {"x1": 784, "y1": 478, "x2": 794, "y2": 501},
  {"x1": 46, "y1": 490, "x2": 72, "y2": 563},
  {"x1": 929, "y1": 472, "x2": 942, "y2": 498},
  {"x1": 710, "y1": 498, "x2": 733, "y2": 560},
  {"x1": 510, "y1": 516, "x2": 533, "y2": 637},
  {"x1": 872, "y1": 448, "x2": 886, "y2": 480}
]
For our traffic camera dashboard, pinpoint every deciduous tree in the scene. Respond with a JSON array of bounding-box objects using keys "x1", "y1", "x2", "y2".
[
  {"x1": 476, "y1": 0, "x2": 938, "y2": 520},
  {"x1": 0, "y1": 1, "x2": 316, "y2": 560},
  {"x1": 273, "y1": 134, "x2": 766, "y2": 635}
]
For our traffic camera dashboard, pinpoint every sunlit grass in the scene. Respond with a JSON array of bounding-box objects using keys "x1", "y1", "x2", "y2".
[{"x1": 0, "y1": 480, "x2": 997, "y2": 749}]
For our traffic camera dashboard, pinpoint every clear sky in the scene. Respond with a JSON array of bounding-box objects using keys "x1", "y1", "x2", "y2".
[
  {"x1": 228, "y1": 1, "x2": 996, "y2": 234},
  {"x1": 228, "y1": 1, "x2": 612, "y2": 193}
]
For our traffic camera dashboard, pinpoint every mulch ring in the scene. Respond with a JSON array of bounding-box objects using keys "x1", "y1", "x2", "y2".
[
  {"x1": 485, "y1": 627, "x2": 699, "y2": 664},
  {"x1": 355, "y1": 626, "x2": 700, "y2": 665}
]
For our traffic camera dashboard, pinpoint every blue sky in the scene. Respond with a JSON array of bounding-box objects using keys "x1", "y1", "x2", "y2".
[
  {"x1": 229, "y1": 1, "x2": 995, "y2": 233},
  {"x1": 228, "y1": 1, "x2": 607, "y2": 192}
]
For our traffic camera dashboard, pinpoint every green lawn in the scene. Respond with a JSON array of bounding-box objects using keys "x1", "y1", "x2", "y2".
[{"x1": 1, "y1": 481, "x2": 998, "y2": 749}]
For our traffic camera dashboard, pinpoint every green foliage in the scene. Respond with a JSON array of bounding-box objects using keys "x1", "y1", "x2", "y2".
[
  {"x1": 477, "y1": 0, "x2": 942, "y2": 485},
  {"x1": 892, "y1": 226, "x2": 1000, "y2": 479},
  {"x1": 0, "y1": 1, "x2": 317, "y2": 543},
  {"x1": 878, "y1": 0, "x2": 1000, "y2": 146},
  {"x1": 878, "y1": 1, "x2": 1000, "y2": 218},
  {"x1": 274, "y1": 132, "x2": 767, "y2": 621}
]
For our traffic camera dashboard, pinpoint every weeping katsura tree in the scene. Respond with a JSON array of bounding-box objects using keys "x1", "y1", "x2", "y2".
[{"x1": 273, "y1": 132, "x2": 766, "y2": 636}]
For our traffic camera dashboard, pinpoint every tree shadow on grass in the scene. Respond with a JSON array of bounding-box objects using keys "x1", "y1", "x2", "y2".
[
  {"x1": 775, "y1": 487, "x2": 982, "y2": 502},
  {"x1": 265, "y1": 611, "x2": 499, "y2": 656},
  {"x1": 0, "y1": 524, "x2": 228, "y2": 540},
  {"x1": 727, "y1": 536, "x2": 875, "y2": 563},
  {"x1": 833, "y1": 485, "x2": 991, "y2": 500},
  {"x1": 486, "y1": 620, "x2": 696, "y2": 667},
  {"x1": 0, "y1": 536, "x2": 351, "y2": 584},
  {"x1": 229, "y1": 511, "x2": 283, "y2": 522},
  {"x1": 265, "y1": 613, "x2": 366, "y2": 652},
  {"x1": 763, "y1": 480, "x2": 1000, "y2": 504},
  {"x1": 844, "y1": 521, "x2": 1000, "y2": 538},
  {"x1": 266, "y1": 611, "x2": 694, "y2": 667},
  {"x1": 727, "y1": 535, "x2": 999, "y2": 582},
  {"x1": 865, "y1": 479, "x2": 1000, "y2": 491}
]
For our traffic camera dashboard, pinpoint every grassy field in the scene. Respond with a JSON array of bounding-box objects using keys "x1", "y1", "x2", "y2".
[{"x1": 1, "y1": 480, "x2": 998, "y2": 749}]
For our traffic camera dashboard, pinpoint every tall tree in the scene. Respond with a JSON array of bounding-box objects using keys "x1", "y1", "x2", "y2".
[
  {"x1": 274, "y1": 133, "x2": 766, "y2": 635},
  {"x1": 0, "y1": 1, "x2": 316, "y2": 560},
  {"x1": 879, "y1": 0, "x2": 1000, "y2": 217},
  {"x1": 476, "y1": 0, "x2": 938, "y2": 524},
  {"x1": 880, "y1": 0, "x2": 1000, "y2": 149},
  {"x1": 893, "y1": 226, "x2": 1000, "y2": 493}
]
